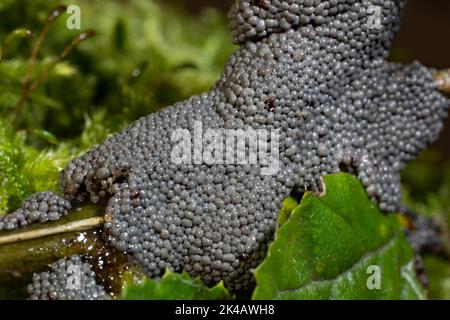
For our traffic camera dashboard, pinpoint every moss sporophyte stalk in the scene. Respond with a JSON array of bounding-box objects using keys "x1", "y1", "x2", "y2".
[{"x1": 1, "y1": 0, "x2": 449, "y2": 299}]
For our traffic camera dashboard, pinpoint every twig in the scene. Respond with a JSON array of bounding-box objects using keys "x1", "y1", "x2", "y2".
[
  {"x1": 0, "y1": 216, "x2": 105, "y2": 246},
  {"x1": 435, "y1": 69, "x2": 450, "y2": 94}
]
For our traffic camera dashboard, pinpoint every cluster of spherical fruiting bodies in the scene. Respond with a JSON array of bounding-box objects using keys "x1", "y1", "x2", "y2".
[
  {"x1": 0, "y1": 192, "x2": 71, "y2": 231},
  {"x1": 27, "y1": 255, "x2": 110, "y2": 300},
  {"x1": 15, "y1": 0, "x2": 450, "y2": 298}
]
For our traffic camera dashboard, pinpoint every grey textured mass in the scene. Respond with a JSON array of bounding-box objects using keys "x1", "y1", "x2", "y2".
[
  {"x1": 13, "y1": 0, "x2": 450, "y2": 296},
  {"x1": 27, "y1": 255, "x2": 110, "y2": 300},
  {"x1": 0, "y1": 191, "x2": 71, "y2": 231}
]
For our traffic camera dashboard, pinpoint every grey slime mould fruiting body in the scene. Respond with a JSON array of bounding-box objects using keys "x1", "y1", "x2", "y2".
[
  {"x1": 27, "y1": 255, "x2": 110, "y2": 300},
  {"x1": 20, "y1": 0, "x2": 450, "y2": 296},
  {"x1": 0, "y1": 191, "x2": 71, "y2": 231}
]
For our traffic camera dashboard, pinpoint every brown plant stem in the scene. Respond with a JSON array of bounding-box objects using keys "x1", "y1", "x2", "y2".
[
  {"x1": 11, "y1": 5, "x2": 67, "y2": 126},
  {"x1": 435, "y1": 69, "x2": 450, "y2": 95}
]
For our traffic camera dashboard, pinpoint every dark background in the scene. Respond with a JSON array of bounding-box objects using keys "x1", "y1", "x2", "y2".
[{"x1": 166, "y1": 0, "x2": 450, "y2": 156}]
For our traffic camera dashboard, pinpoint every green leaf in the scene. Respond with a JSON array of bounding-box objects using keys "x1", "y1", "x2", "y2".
[
  {"x1": 122, "y1": 270, "x2": 232, "y2": 300},
  {"x1": 277, "y1": 196, "x2": 299, "y2": 228},
  {"x1": 252, "y1": 173, "x2": 426, "y2": 300},
  {"x1": 31, "y1": 129, "x2": 59, "y2": 145}
]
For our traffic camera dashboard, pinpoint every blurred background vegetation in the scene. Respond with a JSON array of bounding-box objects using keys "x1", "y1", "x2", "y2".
[
  {"x1": 0, "y1": 0, "x2": 236, "y2": 214},
  {"x1": 0, "y1": 0, "x2": 449, "y2": 299}
]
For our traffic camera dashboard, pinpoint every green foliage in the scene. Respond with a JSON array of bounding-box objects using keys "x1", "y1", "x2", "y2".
[
  {"x1": 252, "y1": 174, "x2": 425, "y2": 300},
  {"x1": 122, "y1": 270, "x2": 232, "y2": 300},
  {"x1": 0, "y1": 0, "x2": 235, "y2": 138},
  {"x1": 0, "y1": 0, "x2": 234, "y2": 213},
  {"x1": 0, "y1": 118, "x2": 76, "y2": 215},
  {"x1": 0, "y1": 119, "x2": 29, "y2": 214},
  {"x1": 401, "y1": 152, "x2": 450, "y2": 300},
  {"x1": 402, "y1": 150, "x2": 450, "y2": 226},
  {"x1": 424, "y1": 255, "x2": 450, "y2": 300}
]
